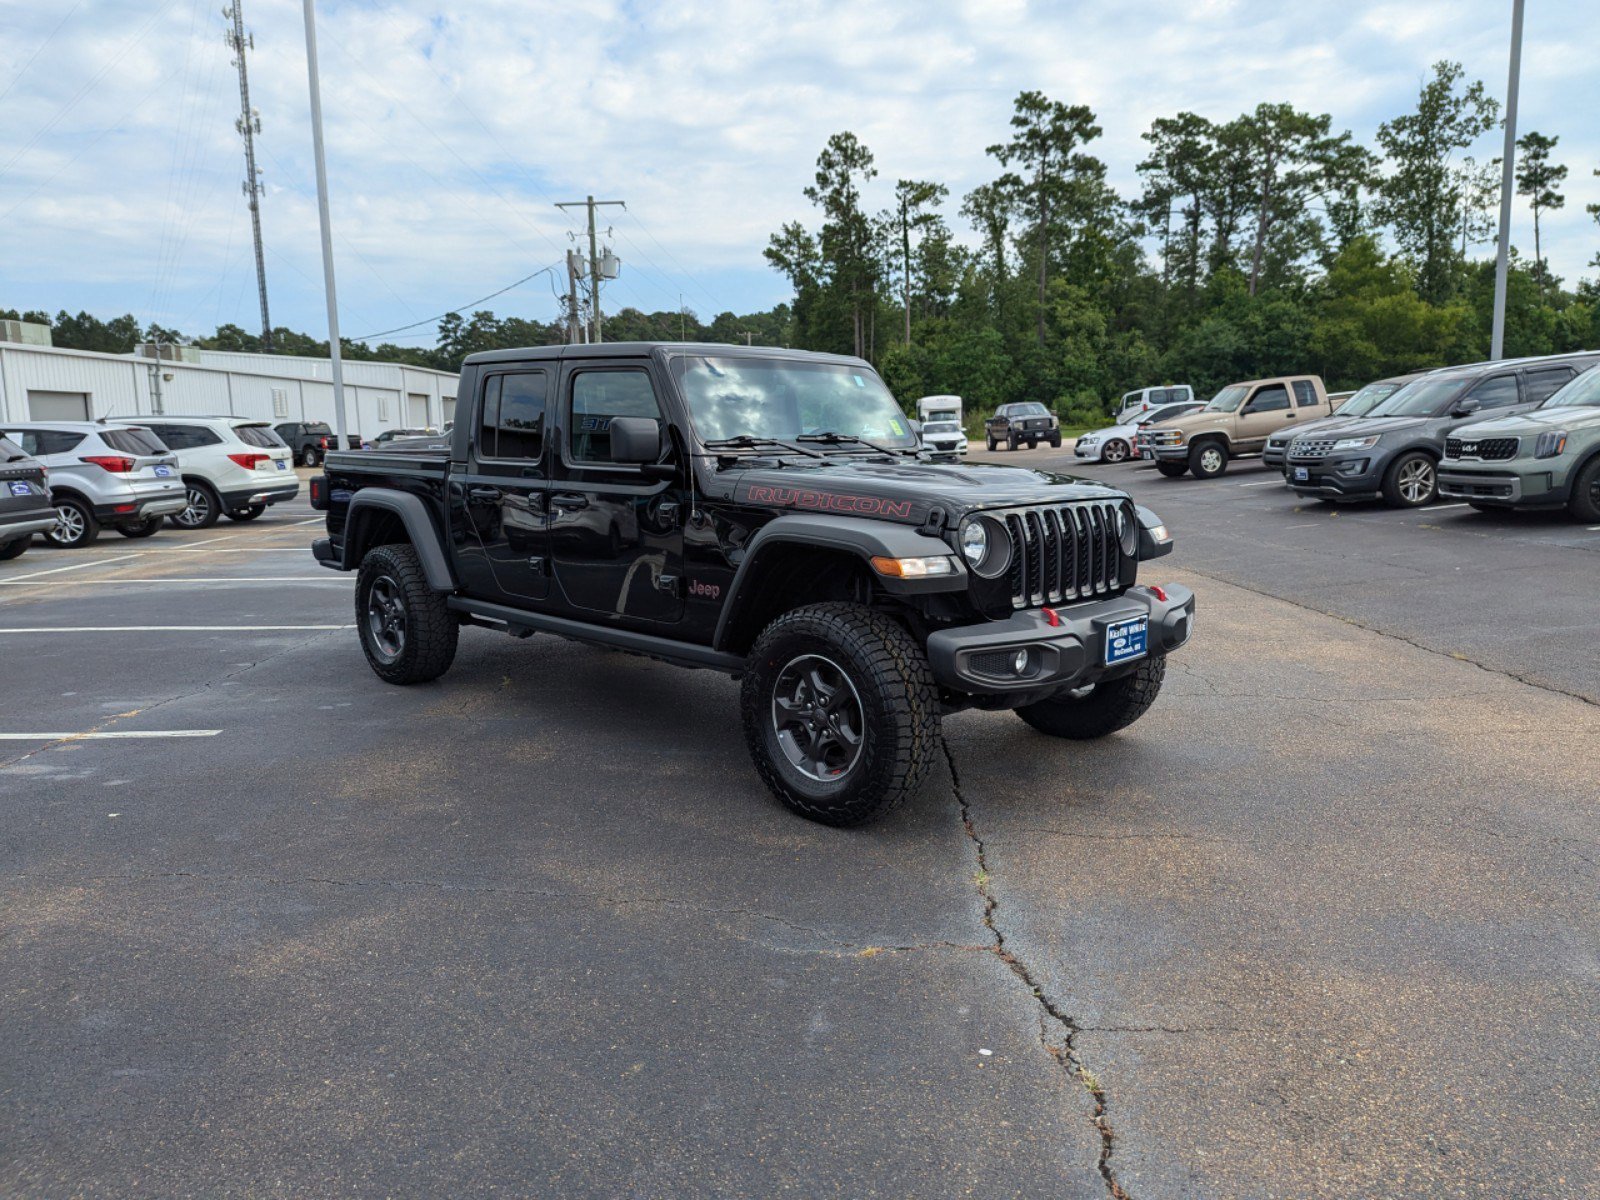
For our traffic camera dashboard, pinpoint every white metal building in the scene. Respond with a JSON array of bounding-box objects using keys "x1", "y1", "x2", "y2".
[{"x1": 0, "y1": 338, "x2": 458, "y2": 437}]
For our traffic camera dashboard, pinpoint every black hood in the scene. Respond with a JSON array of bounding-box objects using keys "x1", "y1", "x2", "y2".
[{"x1": 712, "y1": 456, "x2": 1125, "y2": 527}]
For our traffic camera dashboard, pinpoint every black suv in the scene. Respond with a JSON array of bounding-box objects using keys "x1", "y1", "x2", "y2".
[
  {"x1": 1285, "y1": 352, "x2": 1600, "y2": 507},
  {"x1": 274, "y1": 422, "x2": 360, "y2": 467},
  {"x1": 311, "y1": 344, "x2": 1194, "y2": 827},
  {"x1": 0, "y1": 434, "x2": 55, "y2": 561},
  {"x1": 985, "y1": 403, "x2": 1062, "y2": 451}
]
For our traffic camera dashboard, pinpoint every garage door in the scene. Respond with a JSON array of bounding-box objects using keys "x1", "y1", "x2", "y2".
[
  {"x1": 28, "y1": 390, "x2": 91, "y2": 420},
  {"x1": 442, "y1": 397, "x2": 456, "y2": 427},
  {"x1": 407, "y1": 393, "x2": 429, "y2": 427}
]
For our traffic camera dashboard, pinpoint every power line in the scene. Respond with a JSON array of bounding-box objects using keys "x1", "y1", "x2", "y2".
[
  {"x1": 0, "y1": 1, "x2": 86, "y2": 109},
  {"x1": 350, "y1": 261, "x2": 564, "y2": 341}
]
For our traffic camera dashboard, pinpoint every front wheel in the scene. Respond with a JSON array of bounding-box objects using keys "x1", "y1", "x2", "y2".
[
  {"x1": 0, "y1": 538, "x2": 29, "y2": 561},
  {"x1": 116, "y1": 517, "x2": 163, "y2": 539},
  {"x1": 356, "y1": 543, "x2": 459, "y2": 684},
  {"x1": 741, "y1": 602, "x2": 940, "y2": 826},
  {"x1": 1381, "y1": 451, "x2": 1436, "y2": 507},
  {"x1": 45, "y1": 495, "x2": 99, "y2": 548},
  {"x1": 1102, "y1": 439, "x2": 1130, "y2": 463},
  {"x1": 1189, "y1": 441, "x2": 1228, "y2": 479},
  {"x1": 1049, "y1": 433, "x2": 1062, "y2": 448},
  {"x1": 1156, "y1": 460, "x2": 1188, "y2": 478},
  {"x1": 1015, "y1": 659, "x2": 1166, "y2": 740},
  {"x1": 226, "y1": 504, "x2": 267, "y2": 522},
  {"x1": 1006, "y1": 435, "x2": 1018, "y2": 451},
  {"x1": 1567, "y1": 457, "x2": 1600, "y2": 522},
  {"x1": 986, "y1": 436, "x2": 996, "y2": 452}
]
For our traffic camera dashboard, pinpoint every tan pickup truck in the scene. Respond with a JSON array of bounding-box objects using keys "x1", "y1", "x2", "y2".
[{"x1": 1147, "y1": 375, "x2": 1334, "y2": 478}]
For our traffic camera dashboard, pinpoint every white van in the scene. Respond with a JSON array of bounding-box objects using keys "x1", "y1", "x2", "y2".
[{"x1": 1114, "y1": 385, "x2": 1193, "y2": 425}]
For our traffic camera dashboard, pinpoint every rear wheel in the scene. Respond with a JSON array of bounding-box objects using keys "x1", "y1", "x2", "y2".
[
  {"x1": 301, "y1": 447, "x2": 322, "y2": 468},
  {"x1": 1015, "y1": 659, "x2": 1166, "y2": 740},
  {"x1": 116, "y1": 517, "x2": 163, "y2": 538},
  {"x1": 45, "y1": 495, "x2": 98, "y2": 548},
  {"x1": 356, "y1": 543, "x2": 458, "y2": 684},
  {"x1": 1156, "y1": 460, "x2": 1188, "y2": 478},
  {"x1": 742, "y1": 602, "x2": 940, "y2": 827},
  {"x1": 1189, "y1": 440, "x2": 1228, "y2": 479},
  {"x1": 171, "y1": 480, "x2": 222, "y2": 529},
  {"x1": 1568, "y1": 457, "x2": 1600, "y2": 522},
  {"x1": 1381, "y1": 451, "x2": 1437, "y2": 507},
  {"x1": 1102, "y1": 438, "x2": 1130, "y2": 463},
  {"x1": 0, "y1": 538, "x2": 29, "y2": 561},
  {"x1": 226, "y1": 504, "x2": 267, "y2": 522}
]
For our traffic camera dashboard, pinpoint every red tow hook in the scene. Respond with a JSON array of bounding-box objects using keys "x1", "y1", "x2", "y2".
[
  {"x1": 1149, "y1": 585, "x2": 1169, "y2": 603},
  {"x1": 1041, "y1": 607, "x2": 1062, "y2": 627}
]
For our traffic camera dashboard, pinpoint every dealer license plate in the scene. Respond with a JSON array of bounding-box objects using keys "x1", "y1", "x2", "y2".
[
  {"x1": 154, "y1": 465, "x2": 173, "y2": 477},
  {"x1": 1293, "y1": 466, "x2": 1309, "y2": 481},
  {"x1": 8, "y1": 481, "x2": 32, "y2": 496},
  {"x1": 276, "y1": 459, "x2": 288, "y2": 470},
  {"x1": 1105, "y1": 616, "x2": 1148, "y2": 666}
]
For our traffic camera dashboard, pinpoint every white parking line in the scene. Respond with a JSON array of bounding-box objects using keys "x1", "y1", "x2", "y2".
[
  {"x1": 1, "y1": 552, "x2": 143, "y2": 582},
  {"x1": 0, "y1": 730, "x2": 220, "y2": 741},
  {"x1": 1238, "y1": 480, "x2": 1284, "y2": 487},
  {"x1": 0, "y1": 624, "x2": 353, "y2": 633},
  {"x1": 0, "y1": 576, "x2": 350, "y2": 587},
  {"x1": 1429, "y1": 503, "x2": 1469, "y2": 511},
  {"x1": 291, "y1": 517, "x2": 324, "y2": 526},
  {"x1": 168, "y1": 547, "x2": 310, "y2": 553}
]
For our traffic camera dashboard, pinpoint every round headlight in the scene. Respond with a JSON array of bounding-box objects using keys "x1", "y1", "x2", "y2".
[
  {"x1": 1117, "y1": 506, "x2": 1138, "y2": 555},
  {"x1": 959, "y1": 518, "x2": 988, "y2": 564}
]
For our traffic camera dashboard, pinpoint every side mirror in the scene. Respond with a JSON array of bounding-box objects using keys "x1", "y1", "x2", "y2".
[
  {"x1": 1451, "y1": 398, "x2": 1481, "y2": 419},
  {"x1": 608, "y1": 416, "x2": 661, "y2": 465}
]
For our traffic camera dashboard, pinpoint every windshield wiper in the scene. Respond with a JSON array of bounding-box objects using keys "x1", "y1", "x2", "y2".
[
  {"x1": 794, "y1": 431, "x2": 902, "y2": 455},
  {"x1": 703, "y1": 435, "x2": 824, "y2": 459}
]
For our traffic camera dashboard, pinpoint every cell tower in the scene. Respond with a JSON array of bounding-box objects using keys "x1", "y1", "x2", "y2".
[{"x1": 224, "y1": 2, "x2": 272, "y2": 351}]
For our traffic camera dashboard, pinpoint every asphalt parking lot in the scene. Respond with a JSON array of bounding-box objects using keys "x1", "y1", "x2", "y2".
[{"x1": 4, "y1": 462, "x2": 1598, "y2": 1197}]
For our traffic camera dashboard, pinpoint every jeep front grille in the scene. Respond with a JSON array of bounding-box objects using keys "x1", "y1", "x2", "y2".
[
  {"x1": 1000, "y1": 501, "x2": 1123, "y2": 609},
  {"x1": 1444, "y1": 436, "x2": 1518, "y2": 461}
]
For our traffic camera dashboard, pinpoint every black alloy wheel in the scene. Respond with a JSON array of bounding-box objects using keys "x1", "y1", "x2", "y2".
[{"x1": 770, "y1": 653, "x2": 866, "y2": 782}]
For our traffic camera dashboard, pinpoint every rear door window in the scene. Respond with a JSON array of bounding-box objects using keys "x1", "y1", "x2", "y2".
[
  {"x1": 145, "y1": 424, "x2": 223, "y2": 450},
  {"x1": 1523, "y1": 367, "x2": 1575, "y2": 405},
  {"x1": 5, "y1": 429, "x2": 87, "y2": 456},
  {"x1": 479, "y1": 371, "x2": 549, "y2": 461},
  {"x1": 1292, "y1": 380, "x2": 1320, "y2": 408}
]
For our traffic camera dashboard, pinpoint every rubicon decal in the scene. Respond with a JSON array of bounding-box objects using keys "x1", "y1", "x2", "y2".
[{"x1": 744, "y1": 485, "x2": 913, "y2": 520}]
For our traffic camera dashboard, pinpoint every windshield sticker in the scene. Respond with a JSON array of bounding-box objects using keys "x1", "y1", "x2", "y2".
[
  {"x1": 852, "y1": 375, "x2": 865, "y2": 387},
  {"x1": 888, "y1": 418, "x2": 904, "y2": 435}
]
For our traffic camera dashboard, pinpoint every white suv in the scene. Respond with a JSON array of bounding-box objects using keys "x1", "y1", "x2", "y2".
[
  {"x1": 0, "y1": 421, "x2": 187, "y2": 547},
  {"x1": 139, "y1": 417, "x2": 298, "y2": 528}
]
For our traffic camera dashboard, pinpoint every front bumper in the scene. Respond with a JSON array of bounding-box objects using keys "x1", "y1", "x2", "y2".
[
  {"x1": 1437, "y1": 466, "x2": 1561, "y2": 507},
  {"x1": 1262, "y1": 443, "x2": 1289, "y2": 469},
  {"x1": 926, "y1": 584, "x2": 1195, "y2": 697},
  {"x1": 1073, "y1": 442, "x2": 1101, "y2": 459},
  {"x1": 1152, "y1": 442, "x2": 1188, "y2": 461},
  {"x1": 1285, "y1": 454, "x2": 1382, "y2": 500}
]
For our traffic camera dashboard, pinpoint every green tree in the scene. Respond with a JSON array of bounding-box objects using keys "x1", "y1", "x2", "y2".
[
  {"x1": 891, "y1": 179, "x2": 947, "y2": 346},
  {"x1": 803, "y1": 131, "x2": 880, "y2": 358},
  {"x1": 1514, "y1": 131, "x2": 1567, "y2": 290},
  {"x1": 1374, "y1": 60, "x2": 1500, "y2": 303}
]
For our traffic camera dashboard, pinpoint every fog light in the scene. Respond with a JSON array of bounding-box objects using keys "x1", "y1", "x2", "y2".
[{"x1": 1012, "y1": 649, "x2": 1031, "y2": 675}]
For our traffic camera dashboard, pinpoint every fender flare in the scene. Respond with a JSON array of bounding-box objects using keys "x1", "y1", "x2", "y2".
[
  {"x1": 712, "y1": 514, "x2": 964, "y2": 651},
  {"x1": 341, "y1": 488, "x2": 456, "y2": 591}
]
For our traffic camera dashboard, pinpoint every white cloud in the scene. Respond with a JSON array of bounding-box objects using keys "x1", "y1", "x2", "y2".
[{"x1": 0, "y1": 0, "x2": 1596, "y2": 342}]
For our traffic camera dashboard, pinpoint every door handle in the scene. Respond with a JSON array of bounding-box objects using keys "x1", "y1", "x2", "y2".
[
  {"x1": 468, "y1": 486, "x2": 502, "y2": 501},
  {"x1": 550, "y1": 492, "x2": 589, "y2": 511}
]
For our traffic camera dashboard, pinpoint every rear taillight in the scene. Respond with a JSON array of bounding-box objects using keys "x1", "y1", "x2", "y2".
[
  {"x1": 309, "y1": 475, "x2": 328, "y2": 510},
  {"x1": 320, "y1": 436, "x2": 332, "y2": 448},
  {"x1": 228, "y1": 452, "x2": 270, "y2": 469},
  {"x1": 80, "y1": 455, "x2": 136, "y2": 473}
]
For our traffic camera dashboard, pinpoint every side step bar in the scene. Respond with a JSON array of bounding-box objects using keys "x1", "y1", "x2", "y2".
[{"x1": 446, "y1": 596, "x2": 745, "y2": 675}]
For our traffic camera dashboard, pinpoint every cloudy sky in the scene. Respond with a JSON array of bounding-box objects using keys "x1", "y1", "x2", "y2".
[{"x1": 2, "y1": 0, "x2": 1597, "y2": 347}]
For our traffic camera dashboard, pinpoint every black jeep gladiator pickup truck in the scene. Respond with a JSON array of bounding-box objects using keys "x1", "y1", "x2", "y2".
[{"x1": 311, "y1": 344, "x2": 1194, "y2": 825}]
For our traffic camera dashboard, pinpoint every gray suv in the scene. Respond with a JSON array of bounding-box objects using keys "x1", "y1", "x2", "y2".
[
  {"x1": 1284, "y1": 353, "x2": 1600, "y2": 507},
  {"x1": 0, "y1": 435, "x2": 56, "y2": 561},
  {"x1": 0, "y1": 421, "x2": 186, "y2": 547}
]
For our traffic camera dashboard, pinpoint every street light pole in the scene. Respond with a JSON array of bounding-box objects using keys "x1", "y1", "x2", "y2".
[
  {"x1": 301, "y1": 0, "x2": 348, "y2": 447},
  {"x1": 1490, "y1": 0, "x2": 1525, "y2": 361}
]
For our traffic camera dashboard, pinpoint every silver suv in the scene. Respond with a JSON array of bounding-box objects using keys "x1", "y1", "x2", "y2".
[
  {"x1": 0, "y1": 421, "x2": 186, "y2": 548},
  {"x1": 138, "y1": 417, "x2": 298, "y2": 528}
]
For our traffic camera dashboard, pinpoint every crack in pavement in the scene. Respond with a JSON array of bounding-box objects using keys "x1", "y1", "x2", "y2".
[{"x1": 943, "y1": 739, "x2": 1130, "y2": 1200}]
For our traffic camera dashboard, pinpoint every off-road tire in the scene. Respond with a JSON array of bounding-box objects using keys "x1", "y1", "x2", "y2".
[
  {"x1": 0, "y1": 537, "x2": 29, "y2": 561},
  {"x1": 45, "y1": 495, "x2": 98, "y2": 548},
  {"x1": 171, "y1": 479, "x2": 222, "y2": 529},
  {"x1": 741, "y1": 602, "x2": 940, "y2": 827},
  {"x1": 1189, "y1": 440, "x2": 1228, "y2": 479},
  {"x1": 1016, "y1": 658, "x2": 1166, "y2": 740},
  {"x1": 226, "y1": 504, "x2": 267, "y2": 522},
  {"x1": 1102, "y1": 438, "x2": 1130, "y2": 463},
  {"x1": 1381, "y1": 451, "x2": 1436, "y2": 508},
  {"x1": 1567, "y1": 456, "x2": 1600, "y2": 522},
  {"x1": 1156, "y1": 460, "x2": 1188, "y2": 478},
  {"x1": 116, "y1": 517, "x2": 163, "y2": 538},
  {"x1": 356, "y1": 543, "x2": 458, "y2": 685}
]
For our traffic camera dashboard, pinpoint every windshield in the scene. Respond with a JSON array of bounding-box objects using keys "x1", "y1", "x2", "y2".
[
  {"x1": 1366, "y1": 375, "x2": 1470, "y2": 417},
  {"x1": 1204, "y1": 384, "x2": 1250, "y2": 413},
  {"x1": 923, "y1": 421, "x2": 960, "y2": 434},
  {"x1": 1541, "y1": 367, "x2": 1600, "y2": 409},
  {"x1": 1338, "y1": 380, "x2": 1405, "y2": 417},
  {"x1": 673, "y1": 355, "x2": 918, "y2": 449},
  {"x1": 1011, "y1": 403, "x2": 1050, "y2": 417}
]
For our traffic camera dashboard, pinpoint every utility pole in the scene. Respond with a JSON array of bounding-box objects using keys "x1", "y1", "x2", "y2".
[
  {"x1": 555, "y1": 196, "x2": 624, "y2": 341},
  {"x1": 565, "y1": 250, "x2": 585, "y2": 343},
  {"x1": 224, "y1": 2, "x2": 272, "y2": 351},
  {"x1": 1491, "y1": 0, "x2": 1525, "y2": 360},
  {"x1": 301, "y1": 0, "x2": 347, "y2": 447}
]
